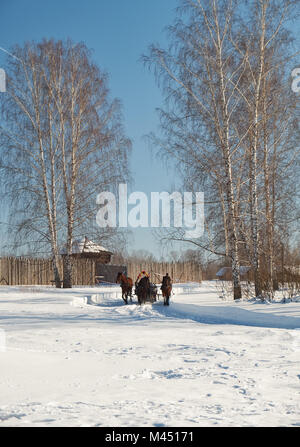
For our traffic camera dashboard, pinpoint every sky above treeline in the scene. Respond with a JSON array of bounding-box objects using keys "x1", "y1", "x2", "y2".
[
  {"x1": 0, "y1": 1, "x2": 299, "y2": 258},
  {"x1": 0, "y1": 0, "x2": 181, "y2": 257}
]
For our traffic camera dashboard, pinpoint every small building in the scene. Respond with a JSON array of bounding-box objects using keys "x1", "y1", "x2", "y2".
[
  {"x1": 60, "y1": 237, "x2": 115, "y2": 285},
  {"x1": 61, "y1": 237, "x2": 112, "y2": 264},
  {"x1": 283, "y1": 265, "x2": 300, "y2": 276},
  {"x1": 216, "y1": 266, "x2": 251, "y2": 281}
]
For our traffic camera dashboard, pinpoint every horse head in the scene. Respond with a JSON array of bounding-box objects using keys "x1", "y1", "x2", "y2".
[{"x1": 116, "y1": 272, "x2": 123, "y2": 283}]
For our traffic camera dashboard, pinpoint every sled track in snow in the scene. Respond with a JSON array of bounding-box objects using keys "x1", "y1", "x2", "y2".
[
  {"x1": 71, "y1": 282, "x2": 300, "y2": 330},
  {"x1": 154, "y1": 302, "x2": 300, "y2": 330}
]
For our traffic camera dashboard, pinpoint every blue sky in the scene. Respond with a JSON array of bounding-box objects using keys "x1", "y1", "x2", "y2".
[
  {"x1": 0, "y1": 0, "x2": 182, "y2": 257},
  {"x1": 0, "y1": 1, "x2": 298, "y2": 258}
]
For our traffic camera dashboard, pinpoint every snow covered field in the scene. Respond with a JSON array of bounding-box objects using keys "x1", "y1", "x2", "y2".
[{"x1": 0, "y1": 281, "x2": 299, "y2": 427}]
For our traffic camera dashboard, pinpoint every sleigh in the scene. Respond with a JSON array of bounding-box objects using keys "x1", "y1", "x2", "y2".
[{"x1": 135, "y1": 280, "x2": 158, "y2": 304}]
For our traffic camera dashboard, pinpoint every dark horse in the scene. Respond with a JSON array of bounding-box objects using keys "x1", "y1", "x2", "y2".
[
  {"x1": 116, "y1": 272, "x2": 133, "y2": 305},
  {"x1": 135, "y1": 276, "x2": 151, "y2": 305},
  {"x1": 161, "y1": 276, "x2": 172, "y2": 306}
]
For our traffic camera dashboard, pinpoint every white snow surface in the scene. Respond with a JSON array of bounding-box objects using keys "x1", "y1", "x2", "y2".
[{"x1": 0, "y1": 281, "x2": 299, "y2": 427}]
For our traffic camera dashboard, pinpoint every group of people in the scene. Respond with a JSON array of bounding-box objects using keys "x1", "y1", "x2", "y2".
[
  {"x1": 116, "y1": 269, "x2": 172, "y2": 306},
  {"x1": 135, "y1": 270, "x2": 172, "y2": 290},
  {"x1": 135, "y1": 270, "x2": 172, "y2": 306}
]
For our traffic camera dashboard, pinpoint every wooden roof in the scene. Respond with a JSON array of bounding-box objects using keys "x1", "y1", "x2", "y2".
[{"x1": 61, "y1": 237, "x2": 113, "y2": 256}]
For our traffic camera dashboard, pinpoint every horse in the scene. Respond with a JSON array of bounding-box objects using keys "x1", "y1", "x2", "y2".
[
  {"x1": 135, "y1": 276, "x2": 150, "y2": 305},
  {"x1": 161, "y1": 277, "x2": 172, "y2": 306},
  {"x1": 116, "y1": 272, "x2": 133, "y2": 305}
]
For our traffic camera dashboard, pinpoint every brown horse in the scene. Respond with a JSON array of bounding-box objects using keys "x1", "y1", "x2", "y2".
[
  {"x1": 135, "y1": 276, "x2": 150, "y2": 305},
  {"x1": 161, "y1": 285, "x2": 172, "y2": 306},
  {"x1": 161, "y1": 275, "x2": 172, "y2": 306},
  {"x1": 116, "y1": 272, "x2": 133, "y2": 304}
]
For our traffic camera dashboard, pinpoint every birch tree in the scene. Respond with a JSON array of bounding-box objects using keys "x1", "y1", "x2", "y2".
[
  {"x1": 0, "y1": 39, "x2": 131, "y2": 288},
  {"x1": 144, "y1": 0, "x2": 252, "y2": 298},
  {"x1": 236, "y1": 0, "x2": 299, "y2": 296},
  {"x1": 144, "y1": 0, "x2": 299, "y2": 299}
]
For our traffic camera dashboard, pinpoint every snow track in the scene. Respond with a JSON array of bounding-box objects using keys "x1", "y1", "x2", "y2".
[
  {"x1": 0, "y1": 282, "x2": 299, "y2": 426},
  {"x1": 76, "y1": 282, "x2": 300, "y2": 330},
  {"x1": 156, "y1": 302, "x2": 300, "y2": 329}
]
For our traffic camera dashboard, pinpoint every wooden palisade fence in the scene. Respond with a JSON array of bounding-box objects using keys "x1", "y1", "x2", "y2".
[
  {"x1": 127, "y1": 261, "x2": 202, "y2": 284},
  {"x1": 0, "y1": 257, "x2": 202, "y2": 286},
  {"x1": 0, "y1": 257, "x2": 96, "y2": 286}
]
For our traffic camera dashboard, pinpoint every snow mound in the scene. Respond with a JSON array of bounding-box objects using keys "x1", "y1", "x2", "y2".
[{"x1": 159, "y1": 302, "x2": 300, "y2": 329}]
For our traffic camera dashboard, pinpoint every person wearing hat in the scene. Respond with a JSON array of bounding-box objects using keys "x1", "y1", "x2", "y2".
[
  {"x1": 161, "y1": 272, "x2": 172, "y2": 288},
  {"x1": 136, "y1": 270, "x2": 149, "y2": 285}
]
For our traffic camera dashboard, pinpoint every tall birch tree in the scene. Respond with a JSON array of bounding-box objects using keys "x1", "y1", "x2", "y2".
[{"x1": 0, "y1": 39, "x2": 131, "y2": 288}]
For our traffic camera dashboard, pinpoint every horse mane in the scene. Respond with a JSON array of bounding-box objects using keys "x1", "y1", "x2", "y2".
[{"x1": 138, "y1": 276, "x2": 150, "y2": 289}]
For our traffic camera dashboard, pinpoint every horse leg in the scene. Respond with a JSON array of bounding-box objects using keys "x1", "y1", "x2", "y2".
[
  {"x1": 122, "y1": 290, "x2": 128, "y2": 305},
  {"x1": 162, "y1": 291, "x2": 166, "y2": 305}
]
